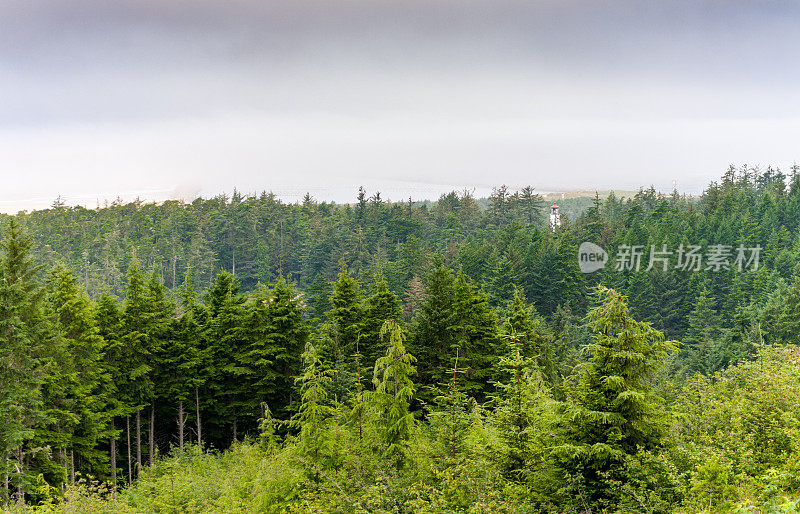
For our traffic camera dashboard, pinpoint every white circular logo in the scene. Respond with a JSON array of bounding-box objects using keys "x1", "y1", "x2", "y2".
[{"x1": 578, "y1": 242, "x2": 608, "y2": 273}]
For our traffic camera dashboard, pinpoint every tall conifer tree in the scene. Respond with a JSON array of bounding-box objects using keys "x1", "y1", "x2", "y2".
[{"x1": 555, "y1": 287, "x2": 676, "y2": 508}]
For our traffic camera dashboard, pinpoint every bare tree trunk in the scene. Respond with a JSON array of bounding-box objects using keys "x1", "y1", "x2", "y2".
[
  {"x1": 136, "y1": 410, "x2": 142, "y2": 475},
  {"x1": 149, "y1": 404, "x2": 155, "y2": 466},
  {"x1": 3, "y1": 455, "x2": 8, "y2": 509},
  {"x1": 126, "y1": 416, "x2": 132, "y2": 485},
  {"x1": 60, "y1": 447, "x2": 67, "y2": 491},
  {"x1": 178, "y1": 401, "x2": 185, "y2": 450},
  {"x1": 70, "y1": 449, "x2": 75, "y2": 486},
  {"x1": 232, "y1": 418, "x2": 238, "y2": 443},
  {"x1": 195, "y1": 386, "x2": 202, "y2": 448},
  {"x1": 110, "y1": 421, "x2": 117, "y2": 491},
  {"x1": 15, "y1": 446, "x2": 24, "y2": 503}
]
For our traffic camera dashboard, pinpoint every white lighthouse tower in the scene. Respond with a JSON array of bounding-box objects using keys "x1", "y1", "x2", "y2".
[{"x1": 549, "y1": 202, "x2": 561, "y2": 231}]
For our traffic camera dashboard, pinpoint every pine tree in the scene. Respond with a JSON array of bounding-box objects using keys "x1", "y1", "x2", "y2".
[
  {"x1": 293, "y1": 342, "x2": 336, "y2": 471},
  {"x1": 490, "y1": 329, "x2": 553, "y2": 484},
  {"x1": 529, "y1": 232, "x2": 586, "y2": 315},
  {"x1": 237, "y1": 283, "x2": 277, "y2": 427},
  {"x1": 402, "y1": 274, "x2": 425, "y2": 322},
  {"x1": 266, "y1": 278, "x2": 308, "y2": 416},
  {"x1": 488, "y1": 185, "x2": 511, "y2": 226},
  {"x1": 408, "y1": 260, "x2": 456, "y2": 403},
  {"x1": 488, "y1": 254, "x2": 518, "y2": 307},
  {"x1": 627, "y1": 271, "x2": 657, "y2": 325},
  {"x1": 177, "y1": 272, "x2": 211, "y2": 449},
  {"x1": 517, "y1": 186, "x2": 544, "y2": 226},
  {"x1": 372, "y1": 320, "x2": 417, "y2": 467},
  {"x1": 682, "y1": 288, "x2": 724, "y2": 376},
  {"x1": 163, "y1": 270, "x2": 210, "y2": 450},
  {"x1": 326, "y1": 265, "x2": 363, "y2": 363},
  {"x1": 425, "y1": 348, "x2": 474, "y2": 462},
  {"x1": 447, "y1": 272, "x2": 500, "y2": 402},
  {"x1": 580, "y1": 192, "x2": 606, "y2": 244},
  {"x1": 361, "y1": 275, "x2": 402, "y2": 367},
  {"x1": 306, "y1": 274, "x2": 331, "y2": 321},
  {"x1": 144, "y1": 271, "x2": 175, "y2": 465},
  {"x1": 554, "y1": 286, "x2": 677, "y2": 508},
  {"x1": 0, "y1": 219, "x2": 47, "y2": 504},
  {"x1": 39, "y1": 266, "x2": 117, "y2": 488},
  {"x1": 502, "y1": 288, "x2": 557, "y2": 385},
  {"x1": 773, "y1": 275, "x2": 800, "y2": 344},
  {"x1": 204, "y1": 272, "x2": 247, "y2": 445},
  {"x1": 96, "y1": 293, "x2": 132, "y2": 485},
  {"x1": 120, "y1": 263, "x2": 172, "y2": 473},
  {"x1": 241, "y1": 277, "x2": 308, "y2": 420}
]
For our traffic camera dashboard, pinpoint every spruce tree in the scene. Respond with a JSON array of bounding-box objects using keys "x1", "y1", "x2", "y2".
[
  {"x1": 306, "y1": 274, "x2": 331, "y2": 321},
  {"x1": 502, "y1": 288, "x2": 557, "y2": 385},
  {"x1": 175, "y1": 272, "x2": 212, "y2": 449},
  {"x1": 490, "y1": 329, "x2": 553, "y2": 484},
  {"x1": 529, "y1": 231, "x2": 587, "y2": 315},
  {"x1": 326, "y1": 265, "x2": 363, "y2": 363},
  {"x1": 372, "y1": 320, "x2": 416, "y2": 467},
  {"x1": 402, "y1": 274, "x2": 425, "y2": 322},
  {"x1": 163, "y1": 270, "x2": 209, "y2": 450},
  {"x1": 144, "y1": 271, "x2": 175, "y2": 465},
  {"x1": 361, "y1": 274, "x2": 402, "y2": 367},
  {"x1": 682, "y1": 288, "x2": 724, "y2": 376},
  {"x1": 204, "y1": 271, "x2": 247, "y2": 444},
  {"x1": 293, "y1": 342, "x2": 336, "y2": 469},
  {"x1": 237, "y1": 283, "x2": 277, "y2": 426},
  {"x1": 488, "y1": 254, "x2": 518, "y2": 308},
  {"x1": 39, "y1": 266, "x2": 117, "y2": 487},
  {"x1": 554, "y1": 286, "x2": 676, "y2": 508},
  {"x1": 0, "y1": 219, "x2": 47, "y2": 504},
  {"x1": 774, "y1": 275, "x2": 800, "y2": 344},
  {"x1": 96, "y1": 293, "x2": 132, "y2": 484},
  {"x1": 241, "y1": 277, "x2": 308, "y2": 420},
  {"x1": 120, "y1": 263, "x2": 170, "y2": 473},
  {"x1": 266, "y1": 278, "x2": 308, "y2": 417},
  {"x1": 447, "y1": 271, "x2": 500, "y2": 401},
  {"x1": 425, "y1": 348, "x2": 474, "y2": 462},
  {"x1": 408, "y1": 259, "x2": 456, "y2": 403}
]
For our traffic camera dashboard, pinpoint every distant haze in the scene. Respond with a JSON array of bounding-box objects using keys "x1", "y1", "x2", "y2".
[{"x1": 2, "y1": 1, "x2": 800, "y2": 211}]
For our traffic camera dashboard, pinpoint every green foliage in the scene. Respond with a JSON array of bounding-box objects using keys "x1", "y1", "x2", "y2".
[
  {"x1": 680, "y1": 287, "x2": 725, "y2": 376},
  {"x1": 0, "y1": 219, "x2": 48, "y2": 504},
  {"x1": 689, "y1": 456, "x2": 738, "y2": 511},
  {"x1": 672, "y1": 345, "x2": 800, "y2": 510},
  {"x1": 38, "y1": 266, "x2": 117, "y2": 487},
  {"x1": 488, "y1": 329, "x2": 555, "y2": 488},
  {"x1": 372, "y1": 320, "x2": 417, "y2": 467},
  {"x1": 8, "y1": 168, "x2": 800, "y2": 509},
  {"x1": 293, "y1": 342, "x2": 337, "y2": 468},
  {"x1": 360, "y1": 275, "x2": 402, "y2": 367},
  {"x1": 409, "y1": 261, "x2": 500, "y2": 404},
  {"x1": 554, "y1": 286, "x2": 677, "y2": 509},
  {"x1": 501, "y1": 288, "x2": 556, "y2": 385},
  {"x1": 240, "y1": 277, "x2": 308, "y2": 420},
  {"x1": 424, "y1": 348, "x2": 475, "y2": 462},
  {"x1": 326, "y1": 265, "x2": 363, "y2": 363}
]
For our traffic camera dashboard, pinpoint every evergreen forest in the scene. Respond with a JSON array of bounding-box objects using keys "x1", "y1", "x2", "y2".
[{"x1": 4, "y1": 166, "x2": 800, "y2": 512}]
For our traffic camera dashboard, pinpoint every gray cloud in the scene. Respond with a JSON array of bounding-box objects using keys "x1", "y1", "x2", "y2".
[{"x1": 1, "y1": 0, "x2": 799, "y2": 209}]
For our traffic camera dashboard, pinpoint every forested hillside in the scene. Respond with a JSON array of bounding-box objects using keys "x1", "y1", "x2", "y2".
[{"x1": 4, "y1": 165, "x2": 800, "y2": 512}]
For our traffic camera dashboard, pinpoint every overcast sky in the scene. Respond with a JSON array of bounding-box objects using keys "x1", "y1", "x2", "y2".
[{"x1": 2, "y1": 0, "x2": 800, "y2": 210}]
